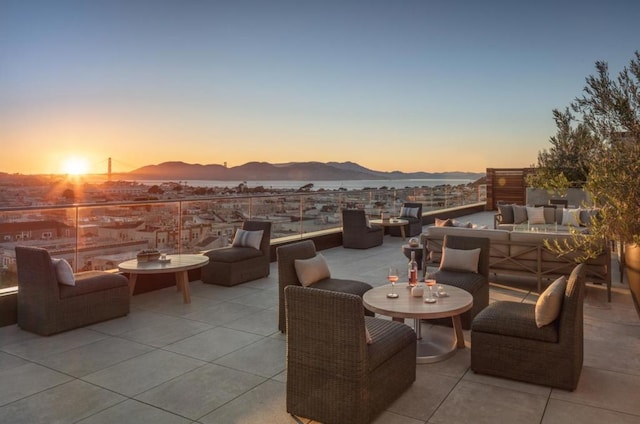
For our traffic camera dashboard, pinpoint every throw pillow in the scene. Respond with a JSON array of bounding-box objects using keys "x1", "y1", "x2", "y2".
[
  {"x1": 579, "y1": 208, "x2": 600, "y2": 227},
  {"x1": 294, "y1": 253, "x2": 331, "y2": 287},
  {"x1": 435, "y1": 218, "x2": 453, "y2": 227},
  {"x1": 497, "y1": 204, "x2": 514, "y2": 224},
  {"x1": 526, "y1": 206, "x2": 546, "y2": 225},
  {"x1": 543, "y1": 206, "x2": 556, "y2": 224},
  {"x1": 439, "y1": 247, "x2": 481, "y2": 273},
  {"x1": 451, "y1": 219, "x2": 472, "y2": 228},
  {"x1": 535, "y1": 276, "x2": 567, "y2": 327},
  {"x1": 512, "y1": 205, "x2": 528, "y2": 224},
  {"x1": 400, "y1": 206, "x2": 419, "y2": 219},
  {"x1": 232, "y1": 229, "x2": 264, "y2": 250},
  {"x1": 52, "y1": 258, "x2": 75, "y2": 286},
  {"x1": 561, "y1": 208, "x2": 580, "y2": 227}
]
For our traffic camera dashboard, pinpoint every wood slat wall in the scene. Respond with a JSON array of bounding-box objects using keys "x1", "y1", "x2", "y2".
[{"x1": 486, "y1": 168, "x2": 534, "y2": 210}]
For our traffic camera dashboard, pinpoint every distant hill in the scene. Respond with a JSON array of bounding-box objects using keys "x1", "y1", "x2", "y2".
[{"x1": 122, "y1": 161, "x2": 484, "y2": 182}]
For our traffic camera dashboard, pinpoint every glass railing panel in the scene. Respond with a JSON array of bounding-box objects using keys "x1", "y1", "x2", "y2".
[
  {"x1": 0, "y1": 185, "x2": 486, "y2": 291},
  {"x1": 76, "y1": 202, "x2": 182, "y2": 269},
  {"x1": 0, "y1": 206, "x2": 77, "y2": 289},
  {"x1": 178, "y1": 198, "x2": 252, "y2": 252}
]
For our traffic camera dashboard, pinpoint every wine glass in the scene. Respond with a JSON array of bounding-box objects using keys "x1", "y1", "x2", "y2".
[
  {"x1": 424, "y1": 277, "x2": 437, "y2": 303},
  {"x1": 387, "y1": 267, "x2": 399, "y2": 298}
]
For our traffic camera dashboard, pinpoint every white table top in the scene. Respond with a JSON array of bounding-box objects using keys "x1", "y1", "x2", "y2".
[
  {"x1": 363, "y1": 284, "x2": 472, "y2": 320},
  {"x1": 118, "y1": 254, "x2": 209, "y2": 274}
]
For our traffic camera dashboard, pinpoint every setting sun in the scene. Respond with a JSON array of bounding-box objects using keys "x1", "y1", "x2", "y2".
[{"x1": 62, "y1": 156, "x2": 90, "y2": 175}]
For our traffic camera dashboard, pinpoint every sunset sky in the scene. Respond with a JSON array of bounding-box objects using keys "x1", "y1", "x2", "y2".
[{"x1": 1, "y1": 0, "x2": 638, "y2": 175}]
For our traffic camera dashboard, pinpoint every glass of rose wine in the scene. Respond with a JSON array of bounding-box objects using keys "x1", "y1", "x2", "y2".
[
  {"x1": 424, "y1": 277, "x2": 437, "y2": 303},
  {"x1": 387, "y1": 267, "x2": 399, "y2": 298}
]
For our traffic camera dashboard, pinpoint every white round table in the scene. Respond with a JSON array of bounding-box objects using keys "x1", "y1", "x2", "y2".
[
  {"x1": 369, "y1": 218, "x2": 410, "y2": 239},
  {"x1": 118, "y1": 254, "x2": 209, "y2": 304},
  {"x1": 363, "y1": 284, "x2": 472, "y2": 363}
]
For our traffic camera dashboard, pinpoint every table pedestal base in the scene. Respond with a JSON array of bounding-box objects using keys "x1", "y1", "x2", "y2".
[{"x1": 414, "y1": 319, "x2": 461, "y2": 364}]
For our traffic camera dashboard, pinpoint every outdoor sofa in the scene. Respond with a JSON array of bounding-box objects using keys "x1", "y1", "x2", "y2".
[{"x1": 421, "y1": 224, "x2": 611, "y2": 300}]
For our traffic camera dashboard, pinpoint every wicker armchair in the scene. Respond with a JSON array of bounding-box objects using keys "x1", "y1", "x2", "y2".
[
  {"x1": 471, "y1": 264, "x2": 586, "y2": 390},
  {"x1": 277, "y1": 240, "x2": 373, "y2": 333},
  {"x1": 389, "y1": 202, "x2": 423, "y2": 237},
  {"x1": 201, "y1": 220, "x2": 271, "y2": 286},
  {"x1": 285, "y1": 286, "x2": 416, "y2": 424},
  {"x1": 426, "y1": 235, "x2": 490, "y2": 330},
  {"x1": 15, "y1": 246, "x2": 130, "y2": 336},
  {"x1": 341, "y1": 209, "x2": 383, "y2": 249}
]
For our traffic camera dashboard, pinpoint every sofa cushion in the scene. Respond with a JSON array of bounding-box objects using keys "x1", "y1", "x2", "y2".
[
  {"x1": 526, "y1": 206, "x2": 546, "y2": 225},
  {"x1": 579, "y1": 208, "x2": 600, "y2": 227},
  {"x1": 52, "y1": 258, "x2": 75, "y2": 286},
  {"x1": 451, "y1": 219, "x2": 472, "y2": 228},
  {"x1": 205, "y1": 247, "x2": 262, "y2": 263},
  {"x1": 561, "y1": 208, "x2": 580, "y2": 227},
  {"x1": 440, "y1": 247, "x2": 480, "y2": 273},
  {"x1": 232, "y1": 229, "x2": 264, "y2": 250},
  {"x1": 512, "y1": 205, "x2": 528, "y2": 224},
  {"x1": 435, "y1": 218, "x2": 453, "y2": 227},
  {"x1": 535, "y1": 276, "x2": 567, "y2": 327},
  {"x1": 543, "y1": 207, "x2": 554, "y2": 224},
  {"x1": 294, "y1": 254, "x2": 331, "y2": 287},
  {"x1": 498, "y1": 204, "x2": 514, "y2": 224}
]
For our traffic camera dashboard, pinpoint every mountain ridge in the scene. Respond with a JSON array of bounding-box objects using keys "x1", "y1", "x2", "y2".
[{"x1": 120, "y1": 161, "x2": 484, "y2": 182}]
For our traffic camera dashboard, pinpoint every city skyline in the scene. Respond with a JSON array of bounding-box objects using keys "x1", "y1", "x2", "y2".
[{"x1": 2, "y1": 0, "x2": 639, "y2": 175}]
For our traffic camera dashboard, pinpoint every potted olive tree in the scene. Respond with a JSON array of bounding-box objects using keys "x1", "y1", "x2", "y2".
[{"x1": 573, "y1": 51, "x2": 640, "y2": 318}]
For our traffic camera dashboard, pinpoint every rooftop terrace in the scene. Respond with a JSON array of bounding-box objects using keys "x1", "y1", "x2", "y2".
[{"x1": 1, "y1": 211, "x2": 639, "y2": 423}]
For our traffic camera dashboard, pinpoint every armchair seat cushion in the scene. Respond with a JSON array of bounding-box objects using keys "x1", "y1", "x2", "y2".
[
  {"x1": 59, "y1": 272, "x2": 129, "y2": 299},
  {"x1": 431, "y1": 269, "x2": 486, "y2": 295},
  {"x1": 312, "y1": 278, "x2": 373, "y2": 298},
  {"x1": 472, "y1": 302, "x2": 559, "y2": 343},
  {"x1": 365, "y1": 316, "x2": 416, "y2": 371},
  {"x1": 204, "y1": 246, "x2": 262, "y2": 263}
]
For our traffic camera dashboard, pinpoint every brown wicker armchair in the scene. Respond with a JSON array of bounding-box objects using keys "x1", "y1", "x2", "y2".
[
  {"x1": 16, "y1": 246, "x2": 130, "y2": 336},
  {"x1": 471, "y1": 264, "x2": 586, "y2": 391},
  {"x1": 426, "y1": 235, "x2": 490, "y2": 330},
  {"x1": 341, "y1": 209, "x2": 383, "y2": 249},
  {"x1": 285, "y1": 286, "x2": 416, "y2": 424},
  {"x1": 201, "y1": 220, "x2": 271, "y2": 286},
  {"x1": 277, "y1": 240, "x2": 373, "y2": 333}
]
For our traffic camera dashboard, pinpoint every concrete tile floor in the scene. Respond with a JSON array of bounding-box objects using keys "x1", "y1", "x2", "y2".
[{"x1": 1, "y1": 211, "x2": 639, "y2": 423}]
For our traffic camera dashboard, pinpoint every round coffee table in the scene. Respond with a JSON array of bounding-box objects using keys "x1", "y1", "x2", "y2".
[
  {"x1": 370, "y1": 218, "x2": 409, "y2": 239},
  {"x1": 118, "y1": 254, "x2": 209, "y2": 304},
  {"x1": 363, "y1": 284, "x2": 472, "y2": 363}
]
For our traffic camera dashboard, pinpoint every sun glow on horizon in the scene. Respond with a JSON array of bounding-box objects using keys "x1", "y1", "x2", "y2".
[{"x1": 62, "y1": 156, "x2": 90, "y2": 176}]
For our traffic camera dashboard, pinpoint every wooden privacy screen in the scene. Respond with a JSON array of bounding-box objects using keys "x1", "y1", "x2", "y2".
[{"x1": 486, "y1": 168, "x2": 534, "y2": 210}]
